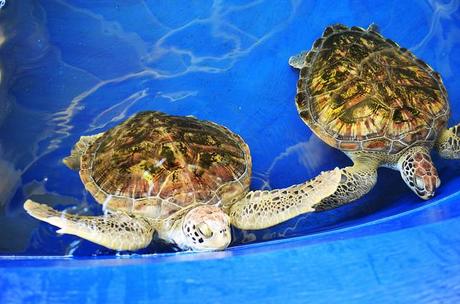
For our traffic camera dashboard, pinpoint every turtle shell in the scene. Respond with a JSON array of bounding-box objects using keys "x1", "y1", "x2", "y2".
[
  {"x1": 79, "y1": 111, "x2": 251, "y2": 219},
  {"x1": 295, "y1": 24, "x2": 450, "y2": 154}
]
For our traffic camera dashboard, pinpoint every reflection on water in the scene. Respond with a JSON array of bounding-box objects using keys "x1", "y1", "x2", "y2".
[{"x1": 0, "y1": 0, "x2": 460, "y2": 255}]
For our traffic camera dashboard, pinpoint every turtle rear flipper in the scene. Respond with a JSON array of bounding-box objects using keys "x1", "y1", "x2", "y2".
[
  {"x1": 63, "y1": 133, "x2": 104, "y2": 170},
  {"x1": 24, "y1": 200, "x2": 155, "y2": 251}
]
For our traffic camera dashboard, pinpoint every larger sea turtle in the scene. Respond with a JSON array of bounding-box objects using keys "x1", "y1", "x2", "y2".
[
  {"x1": 24, "y1": 111, "x2": 341, "y2": 251},
  {"x1": 289, "y1": 24, "x2": 460, "y2": 209}
]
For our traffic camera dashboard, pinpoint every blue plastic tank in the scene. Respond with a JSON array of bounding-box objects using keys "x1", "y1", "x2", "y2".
[{"x1": 1, "y1": 0, "x2": 460, "y2": 303}]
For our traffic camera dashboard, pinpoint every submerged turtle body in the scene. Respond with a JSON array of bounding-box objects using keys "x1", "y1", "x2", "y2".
[
  {"x1": 293, "y1": 24, "x2": 449, "y2": 153},
  {"x1": 290, "y1": 24, "x2": 460, "y2": 206},
  {"x1": 77, "y1": 111, "x2": 251, "y2": 219},
  {"x1": 24, "y1": 110, "x2": 342, "y2": 252}
]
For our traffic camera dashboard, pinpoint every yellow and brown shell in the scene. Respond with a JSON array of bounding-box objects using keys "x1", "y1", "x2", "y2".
[
  {"x1": 294, "y1": 24, "x2": 449, "y2": 153},
  {"x1": 79, "y1": 111, "x2": 251, "y2": 219}
]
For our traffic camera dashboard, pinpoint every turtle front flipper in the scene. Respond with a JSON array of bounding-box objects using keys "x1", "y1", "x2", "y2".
[
  {"x1": 436, "y1": 125, "x2": 460, "y2": 159},
  {"x1": 24, "y1": 200, "x2": 155, "y2": 251},
  {"x1": 230, "y1": 156, "x2": 381, "y2": 230},
  {"x1": 229, "y1": 168, "x2": 342, "y2": 230},
  {"x1": 313, "y1": 156, "x2": 379, "y2": 210},
  {"x1": 63, "y1": 133, "x2": 104, "y2": 170}
]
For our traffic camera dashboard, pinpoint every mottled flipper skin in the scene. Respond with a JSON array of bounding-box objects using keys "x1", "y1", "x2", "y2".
[
  {"x1": 230, "y1": 169, "x2": 342, "y2": 229},
  {"x1": 24, "y1": 200, "x2": 155, "y2": 251},
  {"x1": 313, "y1": 157, "x2": 378, "y2": 211}
]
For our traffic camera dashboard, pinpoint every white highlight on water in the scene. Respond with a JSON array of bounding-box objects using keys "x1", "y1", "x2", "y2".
[{"x1": 66, "y1": 240, "x2": 81, "y2": 256}]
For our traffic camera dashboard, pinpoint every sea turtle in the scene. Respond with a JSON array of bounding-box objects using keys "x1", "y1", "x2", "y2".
[
  {"x1": 288, "y1": 24, "x2": 460, "y2": 209},
  {"x1": 24, "y1": 111, "x2": 341, "y2": 251}
]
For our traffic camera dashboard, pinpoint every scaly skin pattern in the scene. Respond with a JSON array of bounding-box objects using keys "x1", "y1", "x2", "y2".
[
  {"x1": 230, "y1": 169, "x2": 342, "y2": 230},
  {"x1": 313, "y1": 159, "x2": 378, "y2": 211},
  {"x1": 398, "y1": 147, "x2": 440, "y2": 199},
  {"x1": 293, "y1": 24, "x2": 449, "y2": 154},
  {"x1": 24, "y1": 200, "x2": 155, "y2": 251},
  {"x1": 306, "y1": 144, "x2": 441, "y2": 210}
]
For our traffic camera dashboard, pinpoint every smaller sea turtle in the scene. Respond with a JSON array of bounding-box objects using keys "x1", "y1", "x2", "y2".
[
  {"x1": 289, "y1": 24, "x2": 460, "y2": 209},
  {"x1": 24, "y1": 111, "x2": 341, "y2": 251}
]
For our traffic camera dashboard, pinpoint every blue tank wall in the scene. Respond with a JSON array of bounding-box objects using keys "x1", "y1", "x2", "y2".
[{"x1": 1, "y1": 0, "x2": 460, "y2": 303}]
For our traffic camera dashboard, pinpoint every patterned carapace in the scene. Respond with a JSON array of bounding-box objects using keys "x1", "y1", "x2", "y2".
[
  {"x1": 296, "y1": 25, "x2": 449, "y2": 154},
  {"x1": 79, "y1": 111, "x2": 251, "y2": 216}
]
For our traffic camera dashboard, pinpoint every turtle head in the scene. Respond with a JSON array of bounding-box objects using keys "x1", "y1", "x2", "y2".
[
  {"x1": 399, "y1": 147, "x2": 441, "y2": 200},
  {"x1": 181, "y1": 205, "x2": 231, "y2": 251}
]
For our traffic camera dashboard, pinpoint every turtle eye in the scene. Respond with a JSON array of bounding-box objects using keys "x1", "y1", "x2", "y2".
[{"x1": 197, "y1": 223, "x2": 213, "y2": 238}]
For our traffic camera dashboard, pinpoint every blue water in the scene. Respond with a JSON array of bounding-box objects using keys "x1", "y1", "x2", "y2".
[
  {"x1": 2, "y1": 1, "x2": 460, "y2": 303},
  {"x1": 0, "y1": 0, "x2": 460, "y2": 259}
]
